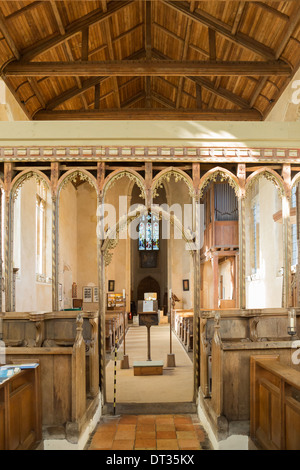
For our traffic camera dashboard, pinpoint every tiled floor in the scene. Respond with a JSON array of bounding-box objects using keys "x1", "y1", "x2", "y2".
[{"x1": 87, "y1": 414, "x2": 212, "y2": 450}]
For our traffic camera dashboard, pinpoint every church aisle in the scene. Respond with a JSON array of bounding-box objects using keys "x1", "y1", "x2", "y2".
[
  {"x1": 86, "y1": 414, "x2": 212, "y2": 450},
  {"x1": 105, "y1": 324, "x2": 193, "y2": 403}
]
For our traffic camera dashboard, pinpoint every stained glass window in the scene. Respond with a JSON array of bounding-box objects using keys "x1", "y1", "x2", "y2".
[{"x1": 139, "y1": 212, "x2": 159, "y2": 251}]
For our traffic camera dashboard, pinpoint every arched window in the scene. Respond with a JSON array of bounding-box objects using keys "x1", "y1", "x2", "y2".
[{"x1": 139, "y1": 212, "x2": 159, "y2": 251}]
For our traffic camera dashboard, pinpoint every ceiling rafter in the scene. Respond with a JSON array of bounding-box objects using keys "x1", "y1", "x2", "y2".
[
  {"x1": 0, "y1": 6, "x2": 20, "y2": 59},
  {"x1": 231, "y1": 2, "x2": 247, "y2": 36},
  {"x1": 151, "y1": 48, "x2": 253, "y2": 110},
  {"x1": 161, "y1": 0, "x2": 277, "y2": 60},
  {"x1": 176, "y1": 1, "x2": 195, "y2": 108},
  {"x1": 33, "y1": 108, "x2": 263, "y2": 121},
  {"x1": 250, "y1": 2, "x2": 290, "y2": 21},
  {"x1": 19, "y1": 0, "x2": 134, "y2": 61},
  {"x1": 0, "y1": 0, "x2": 298, "y2": 121},
  {"x1": 275, "y1": 5, "x2": 300, "y2": 59},
  {"x1": 102, "y1": 0, "x2": 121, "y2": 108},
  {"x1": 145, "y1": 0, "x2": 152, "y2": 108},
  {"x1": 0, "y1": 4, "x2": 46, "y2": 115},
  {"x1": 3, "y1": 60, "x2": 291, "y2": 77},
  {"x1": 44, "y1": 49, "x2": 145, "y2": 111},
  {"x1": 50, "y1": 2, "x2": 89, "y2": 111}
]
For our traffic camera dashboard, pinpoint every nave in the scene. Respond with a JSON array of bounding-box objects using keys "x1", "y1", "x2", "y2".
[
  {"x1": 85, "y1": 323, "x2": 212, "y2": 451},
  {"x1": 105, "y1": 324, "x2": 193, "y2": 405}
]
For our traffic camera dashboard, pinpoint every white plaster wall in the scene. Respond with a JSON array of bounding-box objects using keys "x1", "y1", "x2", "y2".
[
  {"x1": 59, "y1": 184, "x2": 78, "y2": 310},
  {"x1": 105, "y1": 176, "x2": 132, "y2": 309},
  {"x1": 15, "y1": 181, "x2": 37, "y2": 311},
  {"x1": 14, "y1": 179, "x2": 51, "y2": 312},
  {"x1": 76, "y1": 183, "x2": 98, "y2": 309},
  {"x1": 168, "y1": 178, "x2": 194, "y2": 310},
  {"x1": 0, "y1": 79, "x2": 29, "y2": 122},
  {"x1": 246, "y1": 178, "x2": 283, "y2": 309}
]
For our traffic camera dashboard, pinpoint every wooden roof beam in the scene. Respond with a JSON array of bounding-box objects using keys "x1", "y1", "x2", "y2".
[
  {"x1": 4, "y1": 60, "x2": 291, "y2": 76},
  {"x1": 121, "y1": 91, "x2": 146, "y2": 108},
  {"x1": 33, "y1": 108, "x2": 263, "y2": 121},
  {"x1": 49, "y1": 0, "x2": 65, "y2": 36},
  {"x1": 103, "y1": 18, "x2": 121, "y2": 108},
  {"x1": 145, "y1": 0, "x2": 152, "y2": 107},
  {"x1": 188, "y1": 76, "x2": 251, "y2": 109},
  {"x1": 20, "y1": 0, "x2": 134, "y2": 61},
  {"x1": 275, "y1": 5, "x2": 300, "y2": 59},
  {"x1": 250, "y1": 2, "x2": 289, "y2": 21},
  {"x1": 0, "y1": 7, "x2": 20, "y2": 59},
  {"x1": 176, "y1": 15, "x2": 193, "y2": 108},
  {"x1": 161, "y1": 0, "x2": 277, "y2": 60},
  {"x1": 151, "y1": 48, "x2": 253, "y2": 110},
  {"x1": 0, "y1": 6, "x2": 45, "y2": 113},
  {"x1": 152, "y1": 91, "x2": 176, "y2": 109},
  {"x1": 5, "y1": 2, "x2": 43, "y2": 21},
  {"x1": 43, "y1": 49, "x2": 145, "y2": 110},
  {"x1": 231, "y1": 2, "x2": 246, "y2": 35}
]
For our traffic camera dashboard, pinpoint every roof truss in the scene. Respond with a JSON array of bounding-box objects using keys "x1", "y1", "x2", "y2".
[{"x1": 0, "y1": 0, "x2": 299, "y2": 121}]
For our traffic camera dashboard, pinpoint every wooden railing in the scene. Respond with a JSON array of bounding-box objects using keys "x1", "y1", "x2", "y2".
[{"x1": 250, "y1": 355, "x2": 300, "y2": 450}]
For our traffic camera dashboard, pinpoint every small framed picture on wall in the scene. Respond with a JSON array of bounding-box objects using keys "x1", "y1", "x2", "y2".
[
  {"x1": 183, "y1": 279, "x2": 189, "y2": 291},
  {"x1": 83, "y1": 286, "x2": 93, "y2": 303},
  {"x1": 108, "y1": 280, "x2": 115, "y2": 292},
  {"x1": 93, "y1": 287, "x2": 99, "y2": 302}
]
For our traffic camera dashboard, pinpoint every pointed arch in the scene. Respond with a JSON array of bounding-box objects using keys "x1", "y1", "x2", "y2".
[
  {"x1": 151, "y1": 167, "x2": 194, "y2": 198},
  {"x1": 199, "y1": 167, "x2": 240, "y2": 199},
  {"x1": 291, "y1": 172, "x2": 300, "y2": 190},
  {"x1": 10, "y1": 169, "x2": 51, "y2": 201},
  {"x1": 103, "y1": 169, "x2": 146, "y2": 199},
  {"x1": 101, "y1": 203, "x2": 196, "y2": 266},
  {"x1": 57, "y1": 168, "x2": 98, "y2": 196},
  {"x1": 245, "y1": 167, "x2": 286, "y2": 198}
]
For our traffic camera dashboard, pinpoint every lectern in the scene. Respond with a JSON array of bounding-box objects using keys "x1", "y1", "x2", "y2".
[
  {"x1": 138, "y1": 300, "x2": 159, "y2": 361},
  {"x1": 133, "y1": 300, "x2": 163, "y2": 376}
]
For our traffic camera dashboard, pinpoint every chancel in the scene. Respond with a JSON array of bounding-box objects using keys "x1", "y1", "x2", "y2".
[{"x1": 0, "y1": 0, "x2": 300, "y2": 453}]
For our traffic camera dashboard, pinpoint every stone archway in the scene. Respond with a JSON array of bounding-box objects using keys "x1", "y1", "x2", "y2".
[{"x1": 137, "y1": 275, "x2": 161, "y2": 306}]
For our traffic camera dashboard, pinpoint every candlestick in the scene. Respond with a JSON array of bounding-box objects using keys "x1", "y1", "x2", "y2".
[{"x1": 288, "y1": 309, "x2": 297, "y2": 336}]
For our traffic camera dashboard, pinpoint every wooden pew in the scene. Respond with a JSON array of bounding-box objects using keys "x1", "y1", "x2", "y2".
[
  {"x1": 250, "y1": 355, "x2": 300, "y2": 450},
  {"x1": 173, "y1": 309, "x2": 194, "y2": 352},
  {"x1": 1, "y1": 312, "x2": 100, "y2": 444},
  {"x1": 105, "y1": 310, "x2": 128, "y2": 353},
  {"x1": 198, "y1": 308, "x2": 300, "y2": 444}
]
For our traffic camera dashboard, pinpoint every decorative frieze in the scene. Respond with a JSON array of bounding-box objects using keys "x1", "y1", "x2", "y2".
[{"x1": 0, "y1": 146, "x2": 300, "y2": 163}]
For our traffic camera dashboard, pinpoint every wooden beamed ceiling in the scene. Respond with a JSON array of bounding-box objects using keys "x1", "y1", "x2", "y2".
[{"x1": 0, "y1": 0, "x2": 299, "y2": 121}]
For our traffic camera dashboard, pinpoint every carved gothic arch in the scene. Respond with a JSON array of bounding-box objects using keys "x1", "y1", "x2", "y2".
[
  {"x1": 245, "y1": 167, "x2": 286, "y2": 198},
  {"x1": 199, "y1": 167, "x2": 240, "y2": 199},
  {"x1": 151, "y1": 167, "x2": 194, "y2": 198},
  {"x1": 57, "y1": 168, "x2": 98, "y2": 196},
  {"x1": 103, "y1": 168, "x2": 146, "y2": 200},
  {"x1": 291, "y1": 172, "x2": 300, "y2": 191},
  {"x1": 10, "y1": 169, "x2": 51, "y2": 201},
  {"x1": 101, "y1": 203, "x2": 196, "y2": 266}
]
